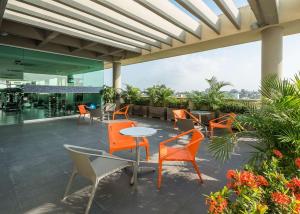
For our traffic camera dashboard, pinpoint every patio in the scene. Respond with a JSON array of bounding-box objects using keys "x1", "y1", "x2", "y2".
[{"x1": 0, "y1": 117, "x2": 253, "y2": 214}]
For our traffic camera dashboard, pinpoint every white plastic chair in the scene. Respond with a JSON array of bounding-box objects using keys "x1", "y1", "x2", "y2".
[{"x1": 62, "y1": 144, "x2": 136, "y2": 214}]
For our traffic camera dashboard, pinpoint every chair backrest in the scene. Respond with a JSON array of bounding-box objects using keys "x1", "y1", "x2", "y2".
[
  {"x1": 104, "y1": 103, "x2": 116, "y2": 112},
  {"x1": 173, "y1": 109, "x2": 186, "y2": 121},
  {"x1": 225, "y1": 113, "x2": 237, "y2": 127},
  {"x1": 108, "y1": 121, "x2": 136, "y2": 145},
  {"x1": 64, "y1": 145, "x2": 96, "y2": 182},
  {"x1": 177, "y1": 119, "x2": 195, "y2": 132},
  {"x1": 78, "y1": 105, "x2": 87, "y2": 114},
  {"x1": 117, "y1": 105, "x2": 130, "y2": 113},
  {"x1": 186, "y1": 129, "x2": 205, "y2": 157}
]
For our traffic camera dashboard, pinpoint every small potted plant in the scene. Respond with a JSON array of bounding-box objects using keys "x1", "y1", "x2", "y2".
[{"x1": 146, "y1": 85, "x2": 173, "y2": 120}]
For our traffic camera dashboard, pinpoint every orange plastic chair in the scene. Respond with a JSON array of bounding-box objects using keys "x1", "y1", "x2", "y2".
[
  {"x1": 157, "y1": 129, "x2": 205, "y2": 189},
  {"x1": 173, "y1": 109, "x2": 200, "y2": 128},
  {"x1": 209, "y1": 113, "x2": 236, "y2": 137},
  {"x1": 113, "y1": 105, "x2": 130, "y2": 120},
  {"x1": 107, "y1": 121, "x2": 150, "y2": 160},
  {"x1": 78, "y1": 104, "x2": 89, "y2": 119}
]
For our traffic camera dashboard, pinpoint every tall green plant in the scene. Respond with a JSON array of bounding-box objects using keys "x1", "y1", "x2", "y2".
[
  {"x1": 203, "y1": 76, "x2": 232, "y2": 111},
  {"x1": 121, "y1": 84, "x2": 141, "y2": 104},
  {"x1": 208, "y1": 73, "x2": 300, "y2": 166},
  {"x1": 99, "y1": 85, "x2": 115, "y2": 104},
  {"x1": 145, "y1": 84, "x2": 174, "y2": 107}
]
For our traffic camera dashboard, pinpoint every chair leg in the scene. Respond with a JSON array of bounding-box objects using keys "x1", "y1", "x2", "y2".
[
  {"x1": 62, "y1": 170, "x2": 77, "y2": 201},
  {"x1": 145, "y1": 145, "x2": 150, "y2": 161},
  {"x1": 125, "y1": 114, "x2": 129, "y2": 120},
  {"x1": 157, "y1": 161, "x2": 163, "y2": 189},
  {"x1": 192, "y1": 161, "x2": 203, "y2": 184},
  {"x1": 85, "y1": 180, "x2": 99, "y2": 214},
  {"x1": 112, "y1": 113, "x2": 115, "y2": 120}
]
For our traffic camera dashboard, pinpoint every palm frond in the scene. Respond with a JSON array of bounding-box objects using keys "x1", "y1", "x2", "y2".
[{"x1": 208, "y1": 135, "x2": 236, "y2": 163}]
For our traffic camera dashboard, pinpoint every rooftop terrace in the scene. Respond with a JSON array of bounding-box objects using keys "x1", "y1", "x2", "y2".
[{"x1": 0, "y1": 117, "x2": 253, "y2": 214}]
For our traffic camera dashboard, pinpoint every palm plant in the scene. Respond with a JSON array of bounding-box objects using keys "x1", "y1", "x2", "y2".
[
  {"x1": 204, "y1": 76, "x2": 232, "y2": 111},
  {"x1": 145, "y1": 85, "x2": 174, "y2": 107},
  {"x1": 121, "y1": 84, "x2": 141, "y2": 104},
  {"x1": 208, "y1": 73, "x2": 300, "y2": 165}
]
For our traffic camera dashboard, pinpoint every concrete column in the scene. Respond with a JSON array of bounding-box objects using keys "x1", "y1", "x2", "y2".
[
  {"x1": 113, "y1": 61, "x2": 121, "y2": 91},
  {"x1": 261, "y1": 26, "x2": 283, "y2": 81},
  {"x1": 112, "y1": 61, "x2": 121, "y2": 104}
]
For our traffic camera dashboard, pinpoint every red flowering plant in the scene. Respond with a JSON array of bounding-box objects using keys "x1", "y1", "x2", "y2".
[
  {"x1": 207, "y1": 75, "x2": 300, "y2": 213},
  {"x1": 207, "y1": 158, "x2": 300, "y2": 213}
]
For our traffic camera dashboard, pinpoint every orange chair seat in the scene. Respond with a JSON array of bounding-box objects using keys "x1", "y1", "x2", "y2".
[{"x1": 160, "y1": 146, "x2": 193, "y2": 161}]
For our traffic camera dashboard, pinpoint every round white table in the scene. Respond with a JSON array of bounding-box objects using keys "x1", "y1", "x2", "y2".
[{"x1": 120, "y1": 127, "x2": 157, "y2": 186}]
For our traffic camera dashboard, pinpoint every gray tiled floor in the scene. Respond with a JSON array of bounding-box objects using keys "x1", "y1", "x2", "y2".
[{"x1": 0, "y1": 117, "x2": 253, "y2": 214}]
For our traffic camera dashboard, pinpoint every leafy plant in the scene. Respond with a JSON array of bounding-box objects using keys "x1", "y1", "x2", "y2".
[
  {"x1": 121, "y1": 84, "x2": 141, "y2": 104},
  {"x1": 187, "y1": 77, "x2": 232, "y2": 111},
  {"x1": 99, "y1": 85, "x2": 115, "y2": 104},
  {"x1": 207, "y1": 73, "x2": 300, "y2": 213},
  {"x1": 203, "y1": 76, "x2": 232, "y2": 111},
  {"x1": 145, "y1": 84, "x2": 174, "y2": 107},
  {"x1": 208, "y1": 73, "x2": 300, "y2": 164}
]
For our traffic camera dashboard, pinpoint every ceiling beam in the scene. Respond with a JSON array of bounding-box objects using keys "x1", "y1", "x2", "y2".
[
  {"x1": 37, "y1": 31, "x2": 59, "y2": 47},
  {"x1": 57, "y1": 0, "x2": 172, "y2": 46},
  {"x1": 3, "y1": 9, "x2": 142, "y2": 53},
  {"x1": 22, "y1": 0, "x2": 162, "y2": 49},
  {"x1": 213, "y1": 0, "x2": 241, "y2": 29},
  {"x1": 96, "y1": 0, "x2": 186, "y2": 43},
  {"x1": 135, "y1": 0, "x2": 201, "y2": 39},
  {"x1": 0, "y1": 34, "x2": 102, "y2": 60},
  {"x1": 7, "y1": 0, "x2": 150, "y2": 51},
  {"x1": 71, "y1": 41, "x2": 97, "y2": 53},
  {"x1": 0, "y1": 0, "x2": 7, "y2": 27},
  {"x1": 176, "y1": 0, "x2": 220, "y2": 34},
  {"x1": 248, "y1": 0, "x2": 279, "y2": 26}
]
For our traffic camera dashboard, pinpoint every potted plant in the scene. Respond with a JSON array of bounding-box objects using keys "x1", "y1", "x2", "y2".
[
  {"x1": 166, "y1": 96, "x2": 189, "y2": 121},
  {"x1": 121, "y1": 84, "x2": 142, "y2": 115},
  {"x1": 146, "y1": 84, "x2": 173, "y2": 120},
  {"x1": 99, "y1": 85, "x2": 116, "y2": 104}
]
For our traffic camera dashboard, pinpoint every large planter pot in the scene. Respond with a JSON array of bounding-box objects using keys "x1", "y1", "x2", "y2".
[
  {"x1": 166, "y1": 107, "x2": 176, "y2": 121},
  {"x1": 132, "y1": 105, "x2": 148, "y2": 117},
  {"x1": 148, "y1": 106, "x2": 166, "y2": 120}
]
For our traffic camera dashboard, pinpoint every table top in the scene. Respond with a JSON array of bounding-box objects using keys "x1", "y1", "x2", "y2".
[
  {"x1": 120, "y1": 127, "x2": 157, "y2": 137},
  {"x1": 191, "y1": 110, "x2": 211, "y2": 115}
]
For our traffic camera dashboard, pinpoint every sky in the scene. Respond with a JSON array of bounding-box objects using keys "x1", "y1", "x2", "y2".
[{"x1": 103, "y1": 0, "x2": 300, "y2": 92}]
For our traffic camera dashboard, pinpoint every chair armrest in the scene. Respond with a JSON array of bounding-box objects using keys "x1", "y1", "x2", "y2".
[
  {"x1": 159, "y1": 129, "x2": 195, "y2": 146},
  {"x1": 64, "y1": 144, "x2": 136, "y2": 163},
  {"x1": 185, "y1": 110, "x2": 200, "y2": 122}
]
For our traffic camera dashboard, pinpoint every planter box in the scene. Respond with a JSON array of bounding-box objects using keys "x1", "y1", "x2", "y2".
[
  {"x1": 148, "y1": 106, "x2": 166, "y2": 120},
  {"x1": 132, "y1": 105, "x2": 148, "y2": 117},
  {"x1": 166, "y1": 108, "x2": 176, "y2": 121}
]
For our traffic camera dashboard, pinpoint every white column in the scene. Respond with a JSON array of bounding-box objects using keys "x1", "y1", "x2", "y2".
[
  {"x1": 113, "y1": 61, "x2": 121, "y2": 91},
  {"x1": 112, "y1": 61, "x2": 121, "y2": 104},
  {"x1": 261, "y1": 26, "x2": 283, "y2": 81}
]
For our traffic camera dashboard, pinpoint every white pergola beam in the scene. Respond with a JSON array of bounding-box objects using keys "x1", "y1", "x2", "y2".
[
  {"x1": 22, "y1": 0, "x2": 161, "y2": 49},
  {"x1": 57, "y1": 0, "x2": 172, "y2": 46},
  {"x1": 176, "y1": 0, "x2": 220, "y2": 34},
  {"x1": 3, "y1": 9, "x2": 142, "y2": 53},
  {"x1": 95, "y1": 0, "x2": 186, "y2": 43},
  {"x1": 248, "y1": 0, "x2": 279, "y2": 26},
  {"x1": 135, "y1": 0, "x2": 201, "y2": 39},
  {"x1": 7, "y1": 0, "x2": 150, "y2": 51},
  {"x1": 214, "y1": 0, "x2": 241, "y2": 29}
]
